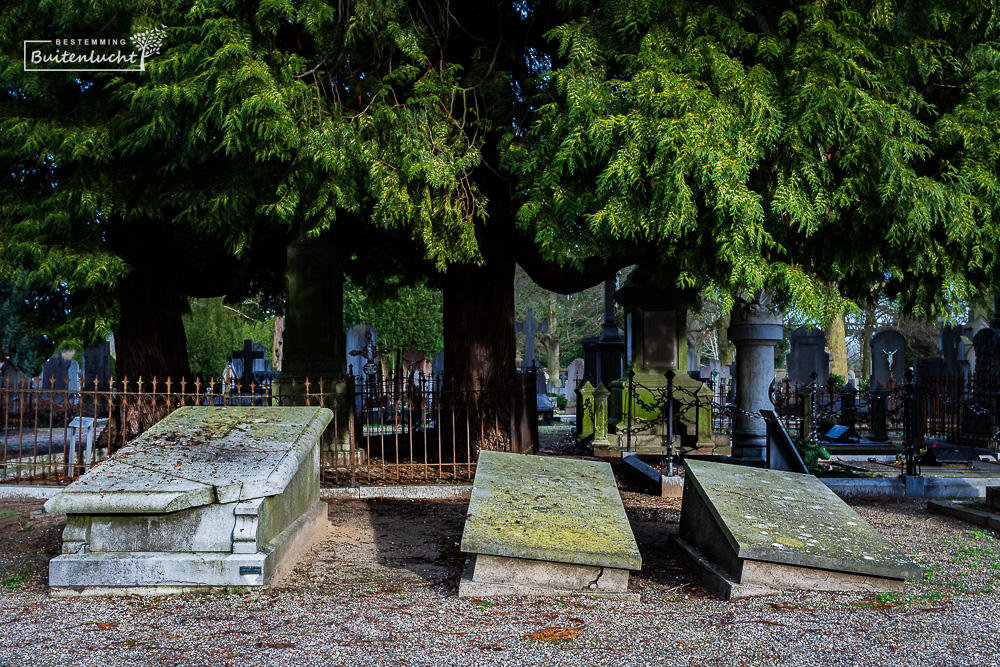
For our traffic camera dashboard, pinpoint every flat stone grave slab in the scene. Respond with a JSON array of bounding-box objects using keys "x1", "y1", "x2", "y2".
[
  {"x1": 459, "y1": 451, "x2": 641, "y2": 600},
  {"x1": 44, "y1": 406, "x2": 332, "y2": 596},
  {"x1": 673, "y1": 460, "x2": 922, "y2": 599}
]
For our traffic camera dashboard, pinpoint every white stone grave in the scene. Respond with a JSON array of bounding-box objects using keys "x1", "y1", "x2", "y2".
[
  {"x1": 44, "y1": 406, "x2": 332, "y2": 596},
  {"x1": 459, "y1": 451, "x2": 641, "y2": 600}
]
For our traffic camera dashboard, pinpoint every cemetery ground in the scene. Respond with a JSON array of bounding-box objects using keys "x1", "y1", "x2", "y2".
[{"x1": 2, "y1": 471, "x2": 1000, "y2": 667}]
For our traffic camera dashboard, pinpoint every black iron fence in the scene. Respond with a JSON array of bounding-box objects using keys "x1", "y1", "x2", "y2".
[{"x1": 0, "y1": 369, "x2": 538, "y2": 487}]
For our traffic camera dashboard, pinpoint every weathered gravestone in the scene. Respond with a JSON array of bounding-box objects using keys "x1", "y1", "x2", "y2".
[
  {"x1": 82, "y1": 341, "x2": 112, "y2": 391},
  {"x1": 786, "y1": 326, "x2": 830, "y2": 386},
  {"x1": 41, "y1": 352, "x2": 72, "y2": 391},
  {"x1": 870, "y1": 330, "x2": 908, "y2": 388},
  {"x1": 44, "y1": 406, "x2": 332, "y2": 595},
  {"x1": 672, "y1": 460, "x2": 922, "y2": 599},
  {"x1": 0, "y1": 357, "x2": 24, "y2": 387},
  {"x1": 516, "y1": 309, "x2": 554, "y2": 423},
  {"x1": 565, "y1": 359, "x2": 584, "y2": 410},
  {"x1": 940, "y1": 323, "x2": 971, "y2": 378},
  {"x1": 459, "y1": 451, "x2": 641, "y2": 600}
]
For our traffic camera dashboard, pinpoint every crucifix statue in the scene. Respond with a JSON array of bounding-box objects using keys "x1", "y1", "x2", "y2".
[
  {"x1": 232, "y1": 339, "x2": 264, "y2": 388},
  {"x1": 516, "y1": 308, "x2": 548, "y2": 370},
  {"x1": 349, "y1": 331, "x2": 390, "y2": 378},
  {"x1": 883, "y1": 348, "x2": 897, "y2": 371}
]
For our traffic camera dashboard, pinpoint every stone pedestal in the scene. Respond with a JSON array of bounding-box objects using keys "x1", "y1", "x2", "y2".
[
  {"x1": 277, "y1": 234, "x2": 356, "y2": 461},
  {"x1": 44, "y1": 406, "x2": 332, "y2": 595},
  {"x1": 727, "y1": 300, "x2": 782, "y2": 465}
]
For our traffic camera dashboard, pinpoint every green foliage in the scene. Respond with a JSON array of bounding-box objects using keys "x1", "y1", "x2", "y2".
[
  {"x1": 343, "y1": 278, "x2": 443, "y2": 357},
  {"x1": 0, "y1": 278, "x2": 49, "y2": 377},
  {"x1": 509, "y1": 0, "x2": 1000, "y2": 317},
  {"x1": 514, "y1": 266, "x2": 605, "y2": 366},
  {"x1": 795, "y1": 438, "x2": 832, "y2": 473},
  {"x1": 182, "y1": 298, "x2": 274, "y2": 380},
  {"x1": 0, "y1": 0, "x2": 484, "y2": 348}
]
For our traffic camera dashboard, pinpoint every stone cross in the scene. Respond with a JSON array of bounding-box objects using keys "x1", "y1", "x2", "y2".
[
  {"x1": 232, "y1": 339, "x2": 264, "y2": 387},
  {"x1": 516, "y1": 308, "x2": 548, "y2": 370},
  {"x1": 349, "y1": 331, "x2": 390, "y2": 377}
]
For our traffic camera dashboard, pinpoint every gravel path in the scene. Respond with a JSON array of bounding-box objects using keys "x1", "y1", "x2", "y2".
[{"x1": 2, "y1": 489, "x2": 1000, "y2": 666}]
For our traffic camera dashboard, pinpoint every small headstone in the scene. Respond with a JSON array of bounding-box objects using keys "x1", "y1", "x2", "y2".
[
  {"x1": 869, "y1": 329, "x2": 907, "y2": 387},
  {"x1": 0, "y1": 358, "x2": 24, "y2": 387},
  {"x1": 432, "y1": 350, "x2": 444, "y2": 379},
  {"x1": 939, "y1": 324, "x2": 970, "y2": 378},
  {"x1": 41, "y1": 352, "x2": 71, "y2": 391},
  {"x1": 565, "y1": 359, "x2": 584, "y2": 409},
  {"x1": 673, "y1": 460, "x2": 922, "y2": 599},
  {"x1": 44, "y1": 406, "x2": 333, "y2": 595},
  {"x1": 686, "y1": 348, "x2": 699, "y2": 377},
  {"x1": 82, "y1": 341, "x2": 112, "y2": 390},
  {"x1": 459, "y1": 451, "x2": 641, "y2": 599},
  {"x1": 785, "y1": 326, "x2": 829, "y2": 385}
]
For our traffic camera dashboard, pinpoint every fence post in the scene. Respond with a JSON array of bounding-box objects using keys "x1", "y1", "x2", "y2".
[
  {"x1": 903, "y1": 368, "x2": 920, "y2": 476},
  {"x1": 870, "y1": 388, "x2": 889, "y2": 442}
]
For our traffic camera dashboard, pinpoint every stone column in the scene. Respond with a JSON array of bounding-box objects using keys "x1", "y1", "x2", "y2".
[
  {"x1": 277, "y1": 233, "x2": 354, "y2": 459},
  {"x1": 727, "y1": 299, "x2": 783, "y2": 465}
]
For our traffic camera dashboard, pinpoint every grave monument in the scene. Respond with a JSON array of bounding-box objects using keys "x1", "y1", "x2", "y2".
[
  {"x1": 459, "y1": 451, "x2": 641, "y2": 599},
  {"x1": 869, "y1": 329, "x2": 907, "y2": 388},
  {"x1": 673, "y1": 460, "x2": 922, "y2": 599},
  {"x1": 611, "y1": 266, "x2": 712, "y2": 455},
  {"x1": 44, "y1": 406, "x2": 332, "y2": 595}
]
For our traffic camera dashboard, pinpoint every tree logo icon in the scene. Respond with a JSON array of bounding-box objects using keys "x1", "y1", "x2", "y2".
[{"x1": 131, "y1": 25, "x2": 166, "y2": 70}]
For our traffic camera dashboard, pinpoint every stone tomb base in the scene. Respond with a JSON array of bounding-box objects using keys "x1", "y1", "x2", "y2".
[
  {"x1": 673, "y1": 460, "x2": 922, "y2": 599},
  {"x1": 45, "y1": 406, "x2": 333, "y2": 596},
  {"x1": 459, "y1": 451, "x2": 641, "y2": 600}
]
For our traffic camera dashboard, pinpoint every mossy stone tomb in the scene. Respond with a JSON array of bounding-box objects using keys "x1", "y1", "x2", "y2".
[
  {"x1": 459, "y1": 451, "x2": 641, "y2": 599},
  {"x1": 674, "y1": 460, "x2": 922, "y2": 599},
  {"x1": 44, "y1": 406, "x2": 332, "y2": 596}
]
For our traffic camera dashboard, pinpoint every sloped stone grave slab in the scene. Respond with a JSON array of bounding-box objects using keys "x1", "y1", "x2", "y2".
[
  {"x1": 673, "y1": 460, "x2": 922, "y2": 599},
  {"x1": 459, "y1": 451, "x2": 641, "y2": 600},
  {"x1": 44, "y1": 406, "x2": 332, "y2": 596}
]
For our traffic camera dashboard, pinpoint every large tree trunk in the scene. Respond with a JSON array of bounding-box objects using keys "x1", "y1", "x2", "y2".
[{"x1": 102, "y1": 266, "x2": 192, "y2": 451}]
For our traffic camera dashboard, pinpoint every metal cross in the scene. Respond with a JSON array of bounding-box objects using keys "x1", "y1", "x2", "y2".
[
  {"x1": 516, "y1": 308, "x2": 548, "y2": 370},
  {"x1": 349, "y1": 331, "x2": 390, "y2": 377}
]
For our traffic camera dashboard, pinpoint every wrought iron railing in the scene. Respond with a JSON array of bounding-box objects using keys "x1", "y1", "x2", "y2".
[{"x1": 0, "y1": 369, "x2": 538, "y2": 487}]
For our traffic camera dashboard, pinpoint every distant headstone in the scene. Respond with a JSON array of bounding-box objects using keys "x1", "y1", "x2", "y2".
[
  {"x1": 41, "y1": 352, "x2": 71, "y2": 391},
  {"x1": 0, "y1": 358, "x2": 24, "y2": 387},
  {"x1": 45, "y1": 406, "x2": 333, "y2": 595},
  {"x1": 432, "y1": 350, "x2": 444, "y2": 379},
  {"x1": 82, "y1": 341, "x2": 112, "y2": 390},
  {"x1": 565, "y1": 359, "x2": 584, "y2": 410},
  {"x1": 869, "y1": 329, "x2": 907, "y2": 388},
  {"x1": 786, "y1": 326, "x2": 829, "y2": 385},
  {"x1": 686, "y1": 348, "x2": 700, "y2": 378},
  {"x1": 673, "y1": 460, "x2": 922, "y2": 599},
  {"x1": 940, "y1": 324, "x2": 970, "y2": 378},
  {"x1": 346, "y1": 325, "x2": 378, "y2": 378}
]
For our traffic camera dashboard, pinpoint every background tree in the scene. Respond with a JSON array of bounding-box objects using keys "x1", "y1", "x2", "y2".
[
  {"x1": 510, "y1": 0, "x2": 1000, "y2": 324},
  {"x1": 182, "y1": 298, "x2": 275, "y2": 380}
]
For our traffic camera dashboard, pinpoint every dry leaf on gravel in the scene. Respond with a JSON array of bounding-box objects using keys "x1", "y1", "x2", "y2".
[{"x1": 524, "y1": 626, "x2": 584, "y2": 642}]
